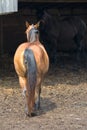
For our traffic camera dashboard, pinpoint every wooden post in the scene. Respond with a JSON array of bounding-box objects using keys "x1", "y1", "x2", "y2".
[{"x1": 0, "y1": 16, "x2": 4, "y2": 55}]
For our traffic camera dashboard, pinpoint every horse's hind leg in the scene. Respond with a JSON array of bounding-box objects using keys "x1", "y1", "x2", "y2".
[
  {"x1": 73, "y1": 33, "x2": 85, "y2": 69},
  {"x1": 35, "y1": 82, "x2": 41, "y2": 110},
  {"x1": 19, "y1": 77, "x2": 29, "y2": 114},
  {"x1": 19, "y1": 77, "x2": 27, "y2": 95}
]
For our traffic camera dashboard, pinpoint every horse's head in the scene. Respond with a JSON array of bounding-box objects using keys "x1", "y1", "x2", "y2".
[
  {"x1": 25, "y1": 21, "x2": 40, "y2": 43},
  {"x1": 39, "y1": 11, "x2": 52, "y2": 27},
  {"x1": 38, "y1": 11, "x2": 52, "y2": 44}
]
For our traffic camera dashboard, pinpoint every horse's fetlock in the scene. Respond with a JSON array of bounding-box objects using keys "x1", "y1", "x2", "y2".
[{"x1": 22, "y1": 87, "x2": 26, "y2": 96}]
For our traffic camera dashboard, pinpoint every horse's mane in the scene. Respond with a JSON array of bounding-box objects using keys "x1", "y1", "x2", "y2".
[{"x1": 28, "y1": 28, "x2": 39, "y2": 43}]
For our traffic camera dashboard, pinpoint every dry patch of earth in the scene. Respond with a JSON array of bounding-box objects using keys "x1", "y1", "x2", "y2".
[{"x1": 0, "y1": 56, "x2": 87, "y2": 130}]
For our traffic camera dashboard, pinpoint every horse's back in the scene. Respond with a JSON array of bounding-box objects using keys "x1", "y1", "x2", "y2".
[
  {"x1": 58, "y1": 16, "x2": 84, "y2": 38},
  {"x1": 41, "y1": 14, "x2": 86, "y2": 41}
]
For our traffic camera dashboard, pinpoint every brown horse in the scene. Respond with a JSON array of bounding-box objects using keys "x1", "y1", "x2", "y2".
[
  {"x1": 14, "y1": 21, "x2": 49, "y2": 116},
  {"x1": 39, "y1": 11, "x2": 86, "y2": 64}
]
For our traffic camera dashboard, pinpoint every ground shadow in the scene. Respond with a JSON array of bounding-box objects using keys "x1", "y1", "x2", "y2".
[
  {"x1": 43, "y1": 56, "x2": 87, "y2": 87},
  {"x1": 35, "y1": 97, "x2": 57, "y2": 116}
]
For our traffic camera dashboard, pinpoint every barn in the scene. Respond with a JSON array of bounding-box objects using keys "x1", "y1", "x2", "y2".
[
  {"x1": 1, "y1": 1, "x2": 87, "y2": 130},
  {"x1": 0, "y1": 0, "x2": 87, "y2": 60}
]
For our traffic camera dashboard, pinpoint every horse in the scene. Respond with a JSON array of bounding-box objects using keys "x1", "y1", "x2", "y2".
[
  {"x1": 39, "y1": 11, "x2": 86, "y2": 64},
  {"x1": 13, "y1": 21, "x2": 49, "y2": 117}
]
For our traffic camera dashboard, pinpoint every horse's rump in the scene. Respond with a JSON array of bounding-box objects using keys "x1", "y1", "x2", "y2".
[
  {"x1": 14, "y1": 43, "x2": 29, "y2": 77},
  {"x1": 14, "y1": 42, "x2": 49, "y2": 80}
]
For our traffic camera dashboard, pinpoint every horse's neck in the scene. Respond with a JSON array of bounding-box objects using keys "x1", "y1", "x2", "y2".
[
  {"x1": 29, "y1": 34, "x2": 36, "y2": 43},
  {"x1": 29, "y1": 33, "x2": 39, "y2": 43}
]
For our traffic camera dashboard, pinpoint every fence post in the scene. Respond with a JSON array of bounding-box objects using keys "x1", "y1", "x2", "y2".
[{"x1": 0, "y1": 16, "x2": 4, "y2": 55}]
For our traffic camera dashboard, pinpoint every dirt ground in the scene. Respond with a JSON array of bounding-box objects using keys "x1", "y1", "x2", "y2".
[{"x1": 0, "y1": 55, "x2": 87, "y2": 130}]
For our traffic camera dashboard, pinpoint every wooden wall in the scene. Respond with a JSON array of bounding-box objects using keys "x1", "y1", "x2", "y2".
[
  {"x1": 0, "y1": 10, "x2": 37, "y2": 55},
  {"x1": 0, "y1": 5, "x2": 87, "y2": 55},
  {"x1": 18, "y1": 0, "x2": 87, "y2": 2}
]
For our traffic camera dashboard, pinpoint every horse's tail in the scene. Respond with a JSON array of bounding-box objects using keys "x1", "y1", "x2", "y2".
[
  {"x1": 79, "y1": 19, "x2": 86, "y2": 37},
  {"x1": 24, "y1": 48, "x2": 37, "y2": 116}
]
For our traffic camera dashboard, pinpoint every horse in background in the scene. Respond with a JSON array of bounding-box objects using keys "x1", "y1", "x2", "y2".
[
  {"x1": 14, "y1": 21, "x2": 49, "y2": 117},
  {"x1": 39, "y1": 11, "x2": 86, "y2": 64}
]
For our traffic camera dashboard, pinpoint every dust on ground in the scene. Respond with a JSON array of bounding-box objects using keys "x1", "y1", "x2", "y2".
[{"x1": 0, "y1": 55, "x2": 87, "y2": 130}]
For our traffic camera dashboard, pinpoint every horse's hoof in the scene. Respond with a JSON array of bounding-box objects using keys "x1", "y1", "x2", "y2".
[
  {"x1": 25, "y1": 107, "x2": 37, "y2": 117},
  {"x1": 31, "y1": 112, "x2": 37, "y2": 117},
  {"x1": 26, "y1": 112, "x2": 37, "y2": 117}
]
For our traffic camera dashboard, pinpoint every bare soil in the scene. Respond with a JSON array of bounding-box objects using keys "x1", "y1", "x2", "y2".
[{"x1": 0, "y1": 55, "x2": 87, "y2": 130}]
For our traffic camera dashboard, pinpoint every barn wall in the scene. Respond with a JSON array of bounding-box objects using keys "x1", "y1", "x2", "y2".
[
  {"x1": 0, "y1": 6, "x2": 87, "y2": 55},
  {"x1": 0, "y1": 9, "x2": 37, "y2": 55},
  {"x1": 18, "y1": 0, "x2": 87, "y2": 2}
]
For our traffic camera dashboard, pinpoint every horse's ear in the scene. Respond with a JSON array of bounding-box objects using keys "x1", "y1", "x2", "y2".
[
  {"x1": 25, "y1": 21, "x2": 29, "y2": 28},
  {"x1": 35, "y1": 21, "x2": 40, "y2": 28}
]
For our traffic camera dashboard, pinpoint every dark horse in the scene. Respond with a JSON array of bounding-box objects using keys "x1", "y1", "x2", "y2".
[
  {"x1": 14, "y1": 22, "x2": 49, "y2": 116},
  {"x1": 39, "y1": 11, "x2": 86, "y2": 64}
]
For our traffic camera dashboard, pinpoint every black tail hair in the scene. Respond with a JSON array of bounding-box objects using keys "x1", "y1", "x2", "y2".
[{"x1": 24, "y1": 48, "x2": 37, "y2": 90}]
